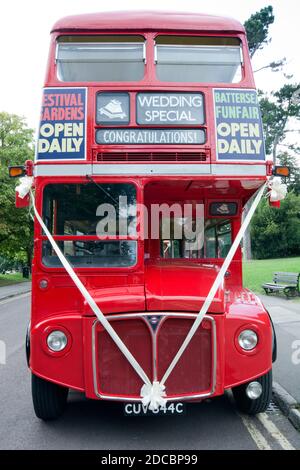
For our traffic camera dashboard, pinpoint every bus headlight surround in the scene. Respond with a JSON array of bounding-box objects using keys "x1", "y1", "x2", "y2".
[
  {"x1": 238, "y1": 329, "x2": 258, "y2": 351},
  {"x1": 47, "y1": 330, "x2": 68, "y2": 352}
]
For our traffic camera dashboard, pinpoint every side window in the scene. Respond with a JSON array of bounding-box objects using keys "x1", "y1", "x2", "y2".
[
  {"x1": 158, "y1": 217, "x2": 231, "y2": 260},
  {"x1": 160, "y1": 216, "x2": 204, "y2": 259},
  {"x1": 217, "y1": 222, "x2": 231, "y2": 258},
  {"x1": 204, "y1": 220, "x2": 232, "y2": 258},
  {"x1": 205, "y1": 226, "x2": 217, "y2": 258},
  {"x1": 161, "y1": 239, "x2": 182, "y2": 259}
]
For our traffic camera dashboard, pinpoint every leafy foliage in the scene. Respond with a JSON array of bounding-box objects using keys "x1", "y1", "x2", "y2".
[
  {"x1": 278, "y1": 153, "x2": 300, "y2": 195},
  {"x1": 0, "y1": 112, "x2": 34, "y2": 265},
  {"x1": 251, "y1": 192, "x2": 300, "y2": 259},
  {"x1": 244, "y1": 5, "x2": 274, "y2": 58},
  {"x1": 259, "y1": 85, "x2": 300, "y2": 157}
]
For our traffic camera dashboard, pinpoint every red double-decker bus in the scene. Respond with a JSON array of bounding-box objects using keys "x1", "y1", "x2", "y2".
[{"x1": 13, "y1": 11, "x2": 279, "y2": 419}]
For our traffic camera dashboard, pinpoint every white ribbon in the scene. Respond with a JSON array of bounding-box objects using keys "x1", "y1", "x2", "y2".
[
  {"x1": 20, "y1": 178, "x2": 267, "y2": 410},
  {"x1": 15, "y1": 176, "x2": 34, "y2": 199},
  {"x1": 267, "y1": 177, "x2": 287, "y2": 202},
  {"x1": 159, "y1": 183, "x2": 267, "y2": 386},
  {"x1": 28, "y1": 190, "x2": 152, "y2": 390},
  {"x1": 141, "y1": 381, "x2": 167, "y2": 411}
]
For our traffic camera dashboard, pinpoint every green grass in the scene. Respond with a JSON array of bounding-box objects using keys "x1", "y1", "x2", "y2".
[
  {"x1": 243, "y1": 257, "x2": 300, "y2": 294},
  {"x1": 0, "y1": 272, "x2": 31, "y2": 287}
]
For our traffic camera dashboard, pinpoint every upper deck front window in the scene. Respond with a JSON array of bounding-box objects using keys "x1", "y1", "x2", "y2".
[
  {"x1": 56, "y1": 35, "x2": 145, "y2": 82},
  {"x1": 155, "y1": 36, "x2": 242, "y2": 83}
]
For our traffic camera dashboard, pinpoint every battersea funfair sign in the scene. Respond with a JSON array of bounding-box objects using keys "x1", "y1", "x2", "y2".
[
  {"x1": 214, "y1": 89, "x2": 265, "y2": 161},
  {"x1": 36, "y1": 88, "x2": 86, "y2": 160}
]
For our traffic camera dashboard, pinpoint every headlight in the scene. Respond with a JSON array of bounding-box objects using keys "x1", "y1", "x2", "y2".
[
  {"x1": 246, "y1": 381, "x2": 262, "y2": 399},
  {"x1": 47, "y1": 330, "x2": 68, "y2": 352},
  {"x1": 238, "y1": 329, "x2": 258, "y2": 351}
]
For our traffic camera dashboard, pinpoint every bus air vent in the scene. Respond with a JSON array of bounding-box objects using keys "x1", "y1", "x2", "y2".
[{"x1": 96, "y1": 152, "x2": 208, "y2": 162}]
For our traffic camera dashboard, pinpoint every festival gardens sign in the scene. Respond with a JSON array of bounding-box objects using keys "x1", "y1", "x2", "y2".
[
  {"x1": 36, "y1": 88, "x2": 86, "y2": 160},
  {"x1": 214, "y1": 89, "x2": 265, "y2": 161}
]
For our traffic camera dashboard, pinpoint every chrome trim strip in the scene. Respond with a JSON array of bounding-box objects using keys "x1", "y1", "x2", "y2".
[
  {"x1": 35, "y1": 163, "x2": 266, "y2": 177},
  {"x1": 143, "y1": 315, "x2": 159, "y2": 382},
  {"x1": 211, "y1": 163, "x2": 266, "y2": 176},
  {"x1": 92, "y1": 312, "x2": 217, "y2": 402},
  {"x1": 92, "y1": 163, "x2": 211, "y2": 175},
  {"x1": 35, "y1": 164, "x2": 92, "y2": 177}
]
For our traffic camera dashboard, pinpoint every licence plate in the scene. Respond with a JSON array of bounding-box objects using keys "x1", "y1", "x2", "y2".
[{"x1": 124, "y1": 402, "x2": 185, "y2": 416}]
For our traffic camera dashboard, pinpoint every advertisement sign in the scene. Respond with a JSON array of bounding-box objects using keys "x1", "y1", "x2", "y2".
[
  {"x1": 96, "y1": 92, "x2": 130, "y2": 125},
  {"x1": 36, "y1": 87, "x2": 86, "y2": 161},
  {"x1": 137, "y1": 92, "x2": 204, "y2": 125},
  {"x1": 96, "y1": 128, "x2": 205, "y2": 145},
  {"x1": 214, "y1": 89, "x2": 265, "y2": 161}
]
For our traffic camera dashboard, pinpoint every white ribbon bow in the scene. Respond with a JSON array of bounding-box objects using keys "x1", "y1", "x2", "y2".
[
  {"x1": 267, "y1": 177, "x2": 287, "y2": 202},
  {"x1": 141, "y1": 381, "x2": 167, "y2": 411},
  {"x1": 15, "y1": 176, "x2": 34, "y2": 199}
]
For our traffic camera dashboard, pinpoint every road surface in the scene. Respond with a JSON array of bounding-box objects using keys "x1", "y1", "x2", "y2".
[
  {"x1": 260, "y1": 294, "x2": 300, "y2": 403},
  {"x1": 0, "y1": 293, "x2": 299, "y2": 450}
]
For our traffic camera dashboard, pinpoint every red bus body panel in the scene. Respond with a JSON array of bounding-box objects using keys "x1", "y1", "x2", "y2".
[{"x1": 29, "y1": 11, "x2": 273, "y2": 403}]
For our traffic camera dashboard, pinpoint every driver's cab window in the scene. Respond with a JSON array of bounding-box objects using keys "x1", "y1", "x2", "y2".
[{"x1": 160, "y1": 216, "x2": 231, "y2": 259}]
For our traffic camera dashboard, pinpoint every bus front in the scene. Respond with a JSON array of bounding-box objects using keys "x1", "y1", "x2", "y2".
[{"x1": 26, "y1": 11, "x2": 274, "y2": 419}]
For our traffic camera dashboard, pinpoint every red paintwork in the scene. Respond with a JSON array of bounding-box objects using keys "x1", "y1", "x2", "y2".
[
  {"x1": 15, "y1": 192, "x2": 30, "y2": 208},
  {"x1": 145, "y1": 261, "x2": 225, "y2": 313},
  {"x1": 29, "y1": 11, "x2": 273, "y2": 404},
  {"x1": 269, "y1": 199, "x2": 281, "y2": 208},
  {"x1": 51, "y1": 10, "x2": 245, "y2": 34},
  {"x1": 97, "y1": 319, "x2": 153, "y2": 396}
]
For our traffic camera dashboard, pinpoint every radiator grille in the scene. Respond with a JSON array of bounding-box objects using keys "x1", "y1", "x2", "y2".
[{"x1": 95, "y1": 315, "x2": 214, "y2": 399}]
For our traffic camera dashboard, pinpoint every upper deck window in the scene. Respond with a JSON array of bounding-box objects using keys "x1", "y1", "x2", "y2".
[
  {"x1": 56, "y1": 35, "x2": 145, "y2": 82},
  {"x1": 155, "y1": 36, "x2": 242, "y2": 83}
]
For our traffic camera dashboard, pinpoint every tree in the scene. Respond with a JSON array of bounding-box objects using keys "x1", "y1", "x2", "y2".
[
  {"x1": 244, "y1": 5, "x2": 274, "y2": 58},
  {"x1": 245, "y1": 6, "x2": 286, "y2": 74},
  {"x1": 242, "y1": 6, "x2": 277, "y2": 260},
  {"x1": 251, "y1": 192, "x2": 300, "y2": 259},
  {"x1": 278, "y1": 152, "x2": 300, "y2": 195},
  {"x1": 243, "y1": 7, "x2": 300, "y2": 260},
  {"x1": 0, "y1": 112, "x2": 34, "y2": 266},
  {"x1": 259, "y1": 84, "x2": 300, "y2": 161}
]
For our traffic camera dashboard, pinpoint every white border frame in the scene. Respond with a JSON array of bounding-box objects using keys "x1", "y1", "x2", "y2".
[
  {"x1": 35, "y1": 86, "x2": 87, "y2": 162},
  {"x1": 213, "y1": 87, "x2": 266, "y2": 162}
]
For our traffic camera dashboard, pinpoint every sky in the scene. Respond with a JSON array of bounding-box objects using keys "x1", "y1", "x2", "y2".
[{"x1": 1, "y1": 0, "x2": 300, "y2": 133}]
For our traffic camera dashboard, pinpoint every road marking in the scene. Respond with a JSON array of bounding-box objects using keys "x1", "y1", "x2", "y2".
[
  {"x1": 257, "y1": 413, "x2": 296, "y2": 450},
  {"x1": 0, "y1": 292, "x2": 31, "y2": 306},
  {"x1": 238, "y1": 413, "x2": 272, "y2": 450}
]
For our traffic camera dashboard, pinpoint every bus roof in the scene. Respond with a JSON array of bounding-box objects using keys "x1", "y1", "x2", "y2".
[{"x1": 51, "y1": 10, "x2": 245, "y2": 34}]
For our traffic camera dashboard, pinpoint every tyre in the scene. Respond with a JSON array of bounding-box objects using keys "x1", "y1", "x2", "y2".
[
  {"x1": 232, "y1": 370, "x2": 272, "y2": 415},
  {"x1": 32, "y1": 373, "x2": 69, "y2": 420},
  {"x1": 25, "y1": 323, "x2": 30, "y2": 367}
]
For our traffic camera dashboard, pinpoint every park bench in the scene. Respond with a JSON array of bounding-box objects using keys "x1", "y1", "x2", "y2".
[{"x1": 262, "y1": 272, "x2": 300, "y2": 298}]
